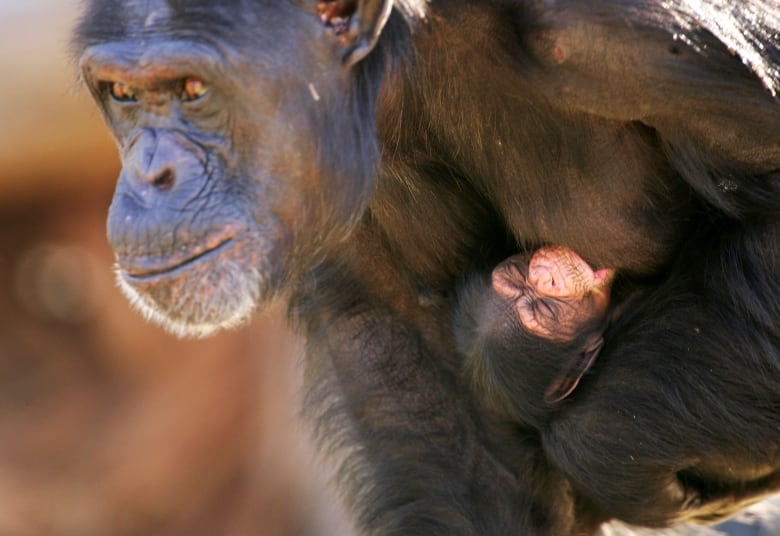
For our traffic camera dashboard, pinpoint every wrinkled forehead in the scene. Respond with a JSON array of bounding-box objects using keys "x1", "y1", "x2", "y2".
[
  {"x1": 74, "y1": 0, "x2": 297, "y2": 50},
  {"x1": 73, "y1": 0, "x2": 323, "y2": 80},
  {"x1": 79, "y1": 0, "x2": 171, "y2": 34},
  {"x1": 127, "y1": 0, "x2": 172, "y2": 28}
]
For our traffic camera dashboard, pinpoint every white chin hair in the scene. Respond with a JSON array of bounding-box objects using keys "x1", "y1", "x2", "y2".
[{"x1": 114, "y1": 262, "x2": 263, "y2": 339}]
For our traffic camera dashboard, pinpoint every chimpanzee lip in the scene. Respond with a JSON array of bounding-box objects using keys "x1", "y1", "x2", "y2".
[{"x1": 121, "y1": 235, "x2": 235, "y2": 280}]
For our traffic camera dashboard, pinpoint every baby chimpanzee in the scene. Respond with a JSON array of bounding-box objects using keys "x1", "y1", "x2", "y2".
[
  {"x1": 455, "y1": 245, "x2": 620, "y2": 426},
  {"x1": 456, "y1": 238, "x2": 780, "y2": 526}
]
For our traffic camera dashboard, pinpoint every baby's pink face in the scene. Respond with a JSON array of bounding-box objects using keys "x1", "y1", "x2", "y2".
[{"x1": 492, "y1": 246, "x2": 615, "y2": 341}]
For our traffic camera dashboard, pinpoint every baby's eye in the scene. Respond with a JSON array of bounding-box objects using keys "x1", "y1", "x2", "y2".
[{"x1": 535, "y1": 299, "x2": 558, "y2": 319}]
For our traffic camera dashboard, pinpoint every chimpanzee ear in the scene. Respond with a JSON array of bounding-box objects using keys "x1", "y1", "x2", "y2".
[
  {"x1": 544, "y1": 337, "x2": 604, "y2": 404},
  {"x1": 317, "y1": 0, "x2": 393, "y2": 67}
]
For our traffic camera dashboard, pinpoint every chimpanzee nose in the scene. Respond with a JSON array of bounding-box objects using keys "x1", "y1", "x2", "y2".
[{"x1": 124, "y1": 129, "x2": 199, "y2": 194}]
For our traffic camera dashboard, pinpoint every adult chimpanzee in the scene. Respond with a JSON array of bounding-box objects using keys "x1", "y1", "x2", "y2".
[
  {"x1": 456, "y1": 236, "x2": 780, "y2": 526},
  {"x1": 73, "y1": 0, "x2": 780, "y2": 534}
]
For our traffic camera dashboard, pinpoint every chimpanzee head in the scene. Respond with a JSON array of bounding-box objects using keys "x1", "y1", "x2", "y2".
[
  {"x1": 73, "y1": 0, "x2": 394, "y2": 336},
  {"x1": 456, "y1": 247, "x2": 616, "y2": 425}
]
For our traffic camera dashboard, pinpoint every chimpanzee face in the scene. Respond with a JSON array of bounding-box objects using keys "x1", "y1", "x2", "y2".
[
  {"x1": 74, "y1": 0, "x2": 391, "y2": 337},
  {"x1": 492, "y1": 246, "x2": 615, "y2": 342}
]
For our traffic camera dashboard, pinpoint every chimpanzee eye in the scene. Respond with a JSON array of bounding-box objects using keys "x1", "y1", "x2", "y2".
[
  {"x1": 535, "y1": 299, "x2": 558, "y2": 319},
  {"x1": 109, "y1": 81, "x2": 137, "y2": 102},
  {"x1": 182, "y1": 77, "x2": 209, "y2": 101}
]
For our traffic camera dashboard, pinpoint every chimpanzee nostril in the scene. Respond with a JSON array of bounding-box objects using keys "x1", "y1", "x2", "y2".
[
  {"x1": 152, "y1": 168, "x2": 175, "y2": 190},
  {"x1": 123, "y1": 130, "x2": 192, "y2": 193}
]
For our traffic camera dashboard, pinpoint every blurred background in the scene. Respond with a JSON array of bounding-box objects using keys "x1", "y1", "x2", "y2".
[
  {"x1": 2, "y1": 2, "x2": 779, "y2": 536},
  {"x1": 0, "y1": 2, "x2": 352, "y2": 534}
]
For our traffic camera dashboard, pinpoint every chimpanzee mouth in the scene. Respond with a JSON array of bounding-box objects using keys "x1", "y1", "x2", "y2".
[{"x1": 121, "y1": 235, "x2": 235, "y2": 281}]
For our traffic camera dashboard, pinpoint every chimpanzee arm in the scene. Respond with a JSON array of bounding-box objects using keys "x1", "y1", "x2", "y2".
[
  {"x1": 291, "y1": 226, "x2": 585, "y2": 536},
  {"x1": 526, "y1": 0, "x2": 780, "y2": 217},
  {"x1": 544, "y1": 396, "x2": 780, "y2": 528},
  {"x1": 528, "y1": 0, "x2": 780, "y2": 149}
]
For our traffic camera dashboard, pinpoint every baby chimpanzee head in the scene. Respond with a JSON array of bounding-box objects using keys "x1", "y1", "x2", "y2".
[
  {"x1": 492, "y1": 246, "x2": 614, "y2": 344},
  {"x1": 456, "y1": 246, "x2": 616, "y2": 425}
]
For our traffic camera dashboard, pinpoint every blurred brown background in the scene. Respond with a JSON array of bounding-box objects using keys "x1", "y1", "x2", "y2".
[{"x1": 0, "y1": 2, "x2": 350, "y2": 534}]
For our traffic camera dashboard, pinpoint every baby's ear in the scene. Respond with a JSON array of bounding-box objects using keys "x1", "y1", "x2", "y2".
[
  {"x1": 582, "y1": 335, "x2": 605, "y2": 361},
  {"x1": 544, "y1": 336, "x2": 604, "y2": 404}
]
